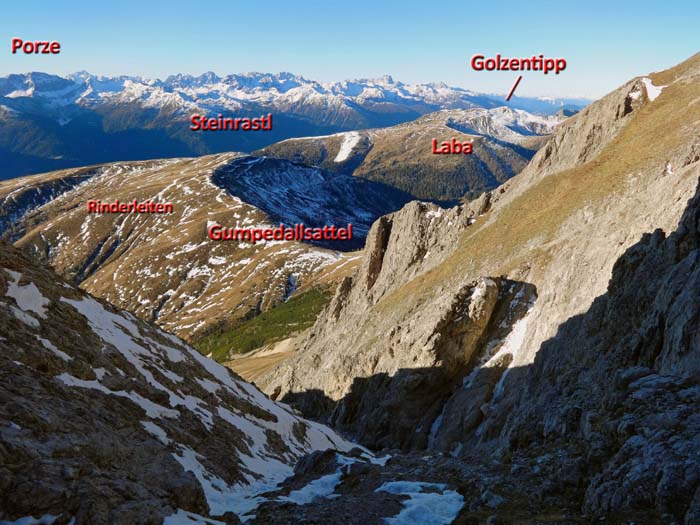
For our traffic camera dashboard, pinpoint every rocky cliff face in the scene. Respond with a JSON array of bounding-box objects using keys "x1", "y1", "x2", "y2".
[
  {"x1": 493, "y1": 182, "x2": 700, "y2": 521},
  {"x1": 0, "y1": 241, "x2": 357, "y2": 524},
  {"x1": 260, "y1": 194, "x2": 537, "y2": 451},
  {"x1": 259, "y1": 54, "x2": 700, "y2": 521}
]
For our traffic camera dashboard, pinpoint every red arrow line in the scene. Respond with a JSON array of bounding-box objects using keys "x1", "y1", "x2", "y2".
[{"x1": 506, "y1": 75, "x2": 523, "y2": 101}]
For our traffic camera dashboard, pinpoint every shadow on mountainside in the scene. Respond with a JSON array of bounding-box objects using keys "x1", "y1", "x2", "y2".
[
  {"x1": 280, "y1": 280, "x2": 538, "y2": 451},
  {"x1": 211, "y1": 156, "x2": 415, "y2": 251},
  {"x1": 278, "y1": 177, "x2": 700, "y2": 521}
]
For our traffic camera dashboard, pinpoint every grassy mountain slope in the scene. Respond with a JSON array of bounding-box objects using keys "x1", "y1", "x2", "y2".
[
  {"x1": 257, "y1": 107, "x2": 560, "y2": 202},
  {"x1": 0, "y1": 154, "x2": 364, "y2": 343}
]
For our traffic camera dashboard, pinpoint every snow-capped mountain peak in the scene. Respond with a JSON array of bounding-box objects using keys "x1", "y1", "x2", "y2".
[
  {"x1": 0, "y1": 70, "x2": 590, "y2": 180},
  {"x1": 0, "y1": 70, "x2": 589, "y2": 115}
]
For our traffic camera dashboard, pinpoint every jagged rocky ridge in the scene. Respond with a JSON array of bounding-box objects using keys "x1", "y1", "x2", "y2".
[
  {"x1": 261, "y1": 195, "x2": 538, "y2": 451},
  {"x1": 259, "y1": 55, "x2": 700, "y2": 520}
]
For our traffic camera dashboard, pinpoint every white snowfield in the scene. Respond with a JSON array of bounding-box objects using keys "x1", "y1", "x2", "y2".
[
  {"x1": 375, "y1": 481, "x2": 464, "y2": 525},
  {"x1": 443, "y1": 106, "x2": 561, "y2": 143},
  {"x1": 162, "y1": 509, "x2": 225, "y2": 525},
  {"x1": 277, "y1": 452, "x2": 390, "y2": 506},
  {"x1": 334, "y1": 131, "x2": 361, "y2": 162},
  {"x1": 4, "y1": 269, "x2": 49, "y2": 319},
  {"x1": 2, "y1": 269, "x2": 358, "y2": 523},
  {"x1": 275, "y1": 129, "x2": 365, "y2": 162},
  {"x1": 0, "y1": 514, "x2": 64, "y2": 525}
]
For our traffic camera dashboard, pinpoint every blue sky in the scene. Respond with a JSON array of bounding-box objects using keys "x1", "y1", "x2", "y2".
[{"x1": 1, "y1": 0, "x2": 697, "y2": 98}]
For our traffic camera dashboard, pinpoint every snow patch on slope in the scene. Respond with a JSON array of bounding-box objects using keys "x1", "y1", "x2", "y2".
[
  {"x1": 334, "y1": 131, "x2": 361, "y2": 162},
  {"x1": 35, "y1": 335, "x2": 72, "y2": 361},
  {"x1": 0, "y1": 515, "x2": 61, "y2": 525},
  {"x1": 375, "y1": 481, "x2": 464, "y2": 525},
  {"x1": 162, "y1": 509, "x2": 225, "y2": 525},
  {"x1": 279, "y1": 471, "x2": 343, "y2": 505},
  {"x1": 57, "y1": 373, "x2": 179, "y2": 418},
  {"x1": 4, "y1": 270, "x2": 49, "y2": 318},
  {"x1": 641, "y1": 77, "x2": 665, "y2": 101}
]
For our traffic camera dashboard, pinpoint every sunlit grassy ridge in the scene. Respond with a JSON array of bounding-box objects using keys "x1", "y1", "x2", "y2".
[{"x1": 377, "y1": 55, "x2": 700, "y2": 315}]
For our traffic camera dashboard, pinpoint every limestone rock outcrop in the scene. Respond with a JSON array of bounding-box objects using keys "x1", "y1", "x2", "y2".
[{"x1": 258, "y1": 54, "x2": 700, "y2": 521}]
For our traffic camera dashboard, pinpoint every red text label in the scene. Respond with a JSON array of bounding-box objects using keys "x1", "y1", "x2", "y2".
[
  {"x1": 471, "y1": 54, "x2": 566, "y2": 75},
  {"x1": 432, "y1": 138, "x2": 473, "y2": 155},
  {"x1": 11, "y1": 38, "x2": 61, "y2": 54}
]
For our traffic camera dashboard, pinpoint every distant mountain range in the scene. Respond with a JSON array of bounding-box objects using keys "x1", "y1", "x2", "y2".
[{"x1": 0, "y1": 71, "x2": 590, "y2": 180}]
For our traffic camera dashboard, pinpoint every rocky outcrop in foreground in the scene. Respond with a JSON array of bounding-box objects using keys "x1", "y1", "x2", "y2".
[
  {"x1": 257, "y1": 164, "x2": 700, "y2": 524},
  {"x1": 259, "y1": 54, "x2": 700, "y2": 522},
  {"x1": 497, "y1": 181, "x2": 700, "y2": 521},
  {"x1": 0, "y1": 241, "x2": 357, "y2": 524}
]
